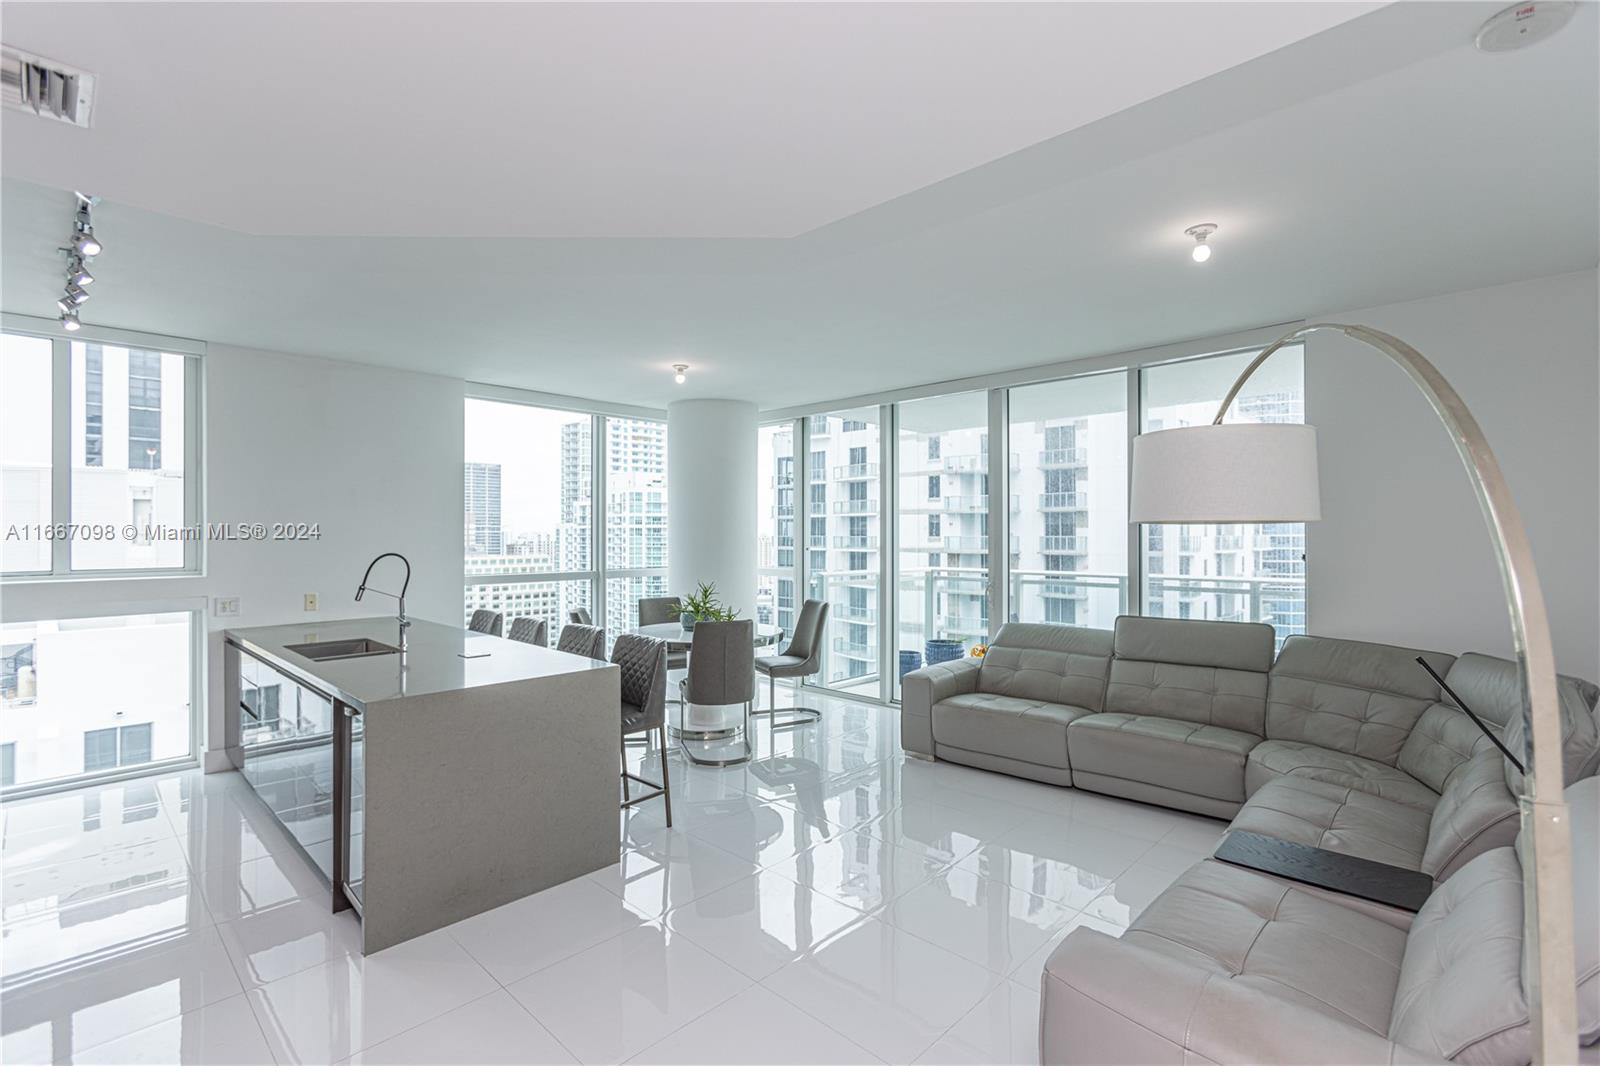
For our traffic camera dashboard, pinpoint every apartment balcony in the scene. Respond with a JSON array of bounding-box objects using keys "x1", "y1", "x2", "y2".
[
  {"x1": 942, "y1": 534, "x2": 1020, "y2": 553},
  {"x1": 834, "y1": 602, "x2": 877, "y2": 622},
  {"x1": 1040, "y1": 447, "x2": 1089, "y2": 468},
  {"x1": 808, "y1": 415, "x2": 830, "y2": 437},
  {"x1": 1039, "y1": 491, "x2": 1088, "y2": 511},
  {"x1": 831, "y1": 637, "x2": 874, "y2": 659},
  {"x1": 772, "y1": 474, "x2": 793, "y2": 488},
  {"x1": 834, "y1": 534, "x2": 879, "y2": 549},
  {"x1": 943, "y1": 452, "x2": 1021, "y2": 474},
  {"x1": 1040, "y1": 535, "x2": 1088, "y2": 553},
  {"x1": 1214, "y1": 534, "x2": 1245, "y2": 550},
  {"x1": 1039, "y1": 579, "x2": 1090, "y2": 600},
  {"x1": 942, "y1": 494, "x2": 1019, "y2": 513},
  {"x1": 772, "y1": 504, "x2": 794, "y2": 517},
  {"x1": 807, "y1": 533, "x2": 829, "y2": 548},
  {"x1": 833, "y1": 499, "x2": 879, "y2": 514},
  {"x1": 832, "y1": 462, "x2": 878, "y2": 480}
]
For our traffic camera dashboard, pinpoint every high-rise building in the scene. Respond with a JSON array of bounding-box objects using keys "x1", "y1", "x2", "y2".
[{"x1": 463, "y1": 462, "x2": 503, "y2": 555}]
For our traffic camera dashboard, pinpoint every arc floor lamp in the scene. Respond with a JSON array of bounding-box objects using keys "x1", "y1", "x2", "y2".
[{"x1": 1129, "y1": 323, "x2": 1578, "y2": 1063}]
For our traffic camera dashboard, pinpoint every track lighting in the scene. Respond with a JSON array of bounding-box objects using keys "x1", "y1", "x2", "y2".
[
  {"x1": 673, "y1": 364, "x2": 688, "y2": 384},
  {"x1": 57, "y1": 193, "x2": 103, "y2": 331},
  {"x1": 1185, "y1": 223, "x2": 1217, "y2": 263}
]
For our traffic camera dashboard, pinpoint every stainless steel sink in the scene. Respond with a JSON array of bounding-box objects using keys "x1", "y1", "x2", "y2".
[{"x1": 285, "y1": 638, "x2": 401, "y2": 662}]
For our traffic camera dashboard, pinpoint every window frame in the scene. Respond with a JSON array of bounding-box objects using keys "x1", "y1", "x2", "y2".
[
  {"x1": 461, "y1": 385, "x2": 669, "y2": 649},
  {"x1": 2, "y1": 314, "x2": 206, "y2": 581}
]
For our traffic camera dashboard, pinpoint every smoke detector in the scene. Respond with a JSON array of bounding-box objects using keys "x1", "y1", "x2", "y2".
[
  {"x1": 1, "y1": 46, "x2": 95, "y2": 127},
  {"x1": 1475, "y1": 1, "x2": 1577, "y2": 53}
]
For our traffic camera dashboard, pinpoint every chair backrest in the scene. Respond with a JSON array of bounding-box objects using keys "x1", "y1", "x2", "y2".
[
  {"x1": 556, "y1": 623, "x2": 605, "y2": 660},
  {"x1": 612, "y1": 634, "x2": 667, "y2": 729},
  {"x1": 507, "y1": 617, "x2": 548, "y2": 647},
  {"x1": 684, "y1": 620, "x2": 755, "y2": 705},
  {"x1": 1387, "y1": 775, "x2": 1599, "y2": 1062},
  {"x1": 1266, "y1": 635, "x2": 1454, "y2": 766},
  {"x1": 568, "y1": 607, "x2": 592, "y2": 626},
  {"x1": 468, "y1": 609, "x2": 503, "y2": 637},
  {"x1": 976, "y1": 622, "x2": 1113, "y2": 709},
  {"x1": 1104, "y1": 616, "x2": 1275, "y2": 735},
  {"x1": 781, "y1": 600, "x2": 828, "y2": 664},
  {"x1": 638, "y1": 597, "x2": 683, "y2": 627}
]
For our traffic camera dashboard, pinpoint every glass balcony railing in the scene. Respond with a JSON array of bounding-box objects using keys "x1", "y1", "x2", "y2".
[
  {"x1": 942, "y1": 494, "x2": 1019, "y2": 513},
  {"x1": 1040, "y1": 447, "x2": 1089, "y2": 467},
  {"x1": 832, "y1": 636, "x2": 873, "y2": 658},
  {"x1": 834, "y1": 534, "x2": 878, "y2": 549},
  {"x1": 1039, "y1": 492, "x2": 1088, "y2": 511},
  {"x1": 942, "y1": 452, "x2": 1021, "y2": 474},
  {"x1": 941, "y1": 535, "x2": 1019, "y2": 553},
  {"x1": 1040, "y1": 535, "x2": 1088, "y2": 553},
  {"x1": 833, "y1": 499, "x2": 878, "y2": 514},
  {"x1": 832, "y1": 462, "x2": 878, "y2": 480}
]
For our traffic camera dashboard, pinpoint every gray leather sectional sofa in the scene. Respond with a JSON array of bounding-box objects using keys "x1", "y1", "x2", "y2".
[{"x1": 899, "y1": 616, "x2": 1600, "y2": 1064}]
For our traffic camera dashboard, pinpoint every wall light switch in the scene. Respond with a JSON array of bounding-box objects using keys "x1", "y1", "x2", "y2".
[
  {"x1": 304, "y1": 593, "x2": 319, "y2": 612},
  {"x1": 215, "y1": 597, "x2": 241, "y2": 617}
]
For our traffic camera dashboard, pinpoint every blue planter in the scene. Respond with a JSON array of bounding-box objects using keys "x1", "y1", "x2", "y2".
[
  {"x1": 898, "y1": 650, "x2": 924, "y2": 680},
  {"x1": 925, "y1": 639, "x2": 965, "y2": 666}
]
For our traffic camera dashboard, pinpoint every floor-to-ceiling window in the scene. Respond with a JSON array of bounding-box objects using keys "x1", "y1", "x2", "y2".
[
  {"x1": 895, "y1": 392, "x2": 991, "y2": 698},
  {"x1": 1139, "y1": 345, "x2": 1306, "y2": 643},
  {"x1": 805, "y1": 408, "x2": 882, "y2": 691},
  {"x1": 756, "y1": 422, "x2": 797, "y2": 635},
  {"x1": 1008, "y1": 370, "x2": 1129, "y2": 630},
  {"x1": 2, "y1": 320, "x2": 204, "y2": 794},
  {"x1": 463, "y1": 397, "x2": 667, "y2": 650}
]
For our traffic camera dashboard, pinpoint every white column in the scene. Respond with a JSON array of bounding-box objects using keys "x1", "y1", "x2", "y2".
[{"x1": 668, "y1": 399, "x2": 757, "y2": 619}]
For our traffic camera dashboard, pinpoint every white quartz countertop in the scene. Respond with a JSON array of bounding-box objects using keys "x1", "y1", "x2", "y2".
[{"x1": 225, "y1": 617, "x2": 614, "y2": 709}]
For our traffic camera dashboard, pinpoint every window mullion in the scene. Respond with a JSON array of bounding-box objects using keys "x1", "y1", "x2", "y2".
[
  {"x1": 1127, "y1": 367, "x2": 1143, "y2": 618},
  {"x1": 50, "y1": 336, "x2": 71, "y2": 575}
]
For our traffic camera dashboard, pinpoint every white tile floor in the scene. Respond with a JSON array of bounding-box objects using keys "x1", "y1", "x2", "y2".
[{"x1": 0, "y1": 687, "x2": 1228, "y2": 1065}]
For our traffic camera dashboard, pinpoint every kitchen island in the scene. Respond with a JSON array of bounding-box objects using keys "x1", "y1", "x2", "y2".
[{"x1": 223, "y1": 617, "x2": 618, "y2": 953}]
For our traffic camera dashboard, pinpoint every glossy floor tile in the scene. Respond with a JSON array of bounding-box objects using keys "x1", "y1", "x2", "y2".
[{"x1": 2, "y1": 687, "x2": 1231, "y2": 1065}]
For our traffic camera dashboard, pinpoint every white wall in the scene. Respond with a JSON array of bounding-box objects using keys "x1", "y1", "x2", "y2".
[
  {"x1": 668, "y1": 399, "x2": 757, "y2": 619},
  {"x1": 2, "y1": 343, "x2": 464, "y2": 770},
  {"x1": 1306, "y1": 269, "x2": 1599, "y2": 680}
]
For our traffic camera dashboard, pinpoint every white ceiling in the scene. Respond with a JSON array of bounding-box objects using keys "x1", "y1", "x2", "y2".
[
  {"x1": 1, "y1": 1, "x2": 1377, "y2": 238},
  {"x1": 2, "y1": 2, "x2": 1596, "y2": 411}
]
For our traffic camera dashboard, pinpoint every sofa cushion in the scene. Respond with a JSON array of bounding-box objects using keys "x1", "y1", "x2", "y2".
[
  {"x1": 1497, "y1": 661, "x2": 1600, "y2": 796},
  {"x1": 1398, "y1": 702, "x2": 1500, "y2": 794},
  {"x1": 1388, "y1": 847, "x2": 1527, "y2": 1065},
  {"x1": 1267, "y1": 635, "x2": 1455, "y2": 766},
  {"x1": 1247, "y1": 739, "x2": 1442, "y2": 811},
  {"x1": 1422, "y1": 748, "x2": 1520, "y2": 882},
  {"x1": 1228, "y1": 776, "x2": 1434, "y2": 872},
  {"x1": 1122, "y1": 858, "x2": 1408, "y2": 1036},
  {"x1": 932, "y1": 692, "x2": 1090, "y2": 770},
  {"x1": 1068, "y1": 713, "x2": 1258, "y2": 803},
  {"x1": 1104, "y1": 616, "x2": 1273, "y2": 735},
  {"x1": 975, "y1": 622, "x2": 1113, "y2": 710}
]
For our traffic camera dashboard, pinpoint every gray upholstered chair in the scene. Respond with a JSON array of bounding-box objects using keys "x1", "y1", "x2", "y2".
[
  {"x1": 753, "y1": 599, "x2": 828, "y2": 729},
  {"x1": 678, "y1": 619, "x2": 756, "y2": 767},
  {"x1": 568, "y1": 607, "x2": 592, "y2": 626},
  {"x1": 638, "y1": 597, "x2": 688, "y2": 672},
  {"x1": 612, "y1": 634, "x2": 671, "y2": 825},
  {"x1": 468, "y1": 609, "x2": 503, "y2": 637},
  {"x1": 507, "y1": 617, "x2": 548, "y2": 647},
  {"x1": 556, "y1": 622, "x2": 605, "y2": 660}
]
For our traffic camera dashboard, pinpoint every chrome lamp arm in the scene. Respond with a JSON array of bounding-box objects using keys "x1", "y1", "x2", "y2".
[{"x1": 1214, "y1": 323, "x2": 1576, "y2": 1064}]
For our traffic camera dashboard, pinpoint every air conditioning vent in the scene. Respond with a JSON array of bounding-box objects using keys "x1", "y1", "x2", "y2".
[{"x1": 1, "y1": 46, "x2": 95, "y2": 127}]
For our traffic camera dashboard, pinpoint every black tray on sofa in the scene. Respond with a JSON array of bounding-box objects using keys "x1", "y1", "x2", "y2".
[{"x1": 1214, "y1": 831, "x2": 1434, "y2": 912}]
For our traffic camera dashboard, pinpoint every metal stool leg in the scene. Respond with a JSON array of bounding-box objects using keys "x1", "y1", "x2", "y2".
[{"x1": 749, "y1": 672, "x2": 822, "y2": 730}]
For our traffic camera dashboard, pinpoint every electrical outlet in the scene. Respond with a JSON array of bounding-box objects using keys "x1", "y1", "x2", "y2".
[
  {"x1": 304, "y1": 593, "x2": 319, "y2": 612},
  {"x1": 214, "y1": 597, "x2": 241, "y2": 618}
]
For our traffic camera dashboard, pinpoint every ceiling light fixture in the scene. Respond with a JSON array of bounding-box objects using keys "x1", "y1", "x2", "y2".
[
  {"x1": 57, "y1": 192, "x2": 102, "y2": 331},
  {"x1": 673, "y1": 364, "x2": 688, "y2": 384},
  {"x1": 1475, "y1": 0, "x2": 1576, "y2": 52},
  {"x1": 1185, "y1": 223, "x2": 1217, "y2": 263}
]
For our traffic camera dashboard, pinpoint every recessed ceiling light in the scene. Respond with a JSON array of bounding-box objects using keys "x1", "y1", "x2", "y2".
[
  {"x1": 1185, "y1": 223, "x2": 1217, "y2": 263},
  {"x1": 672, "y1": 363, "x2": 688, "y2": 384}
]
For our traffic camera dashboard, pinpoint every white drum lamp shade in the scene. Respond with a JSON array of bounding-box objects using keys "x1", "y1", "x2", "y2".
[{"x1": 1130, "y1": 423, "x2": 1321, "y2": 524}]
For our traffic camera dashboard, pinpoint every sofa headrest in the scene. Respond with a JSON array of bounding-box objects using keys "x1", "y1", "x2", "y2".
[
  {"x1": 1517, "y1": 775, "x2": 1599, "y2": 1046},
  {"x1": 1446, "y1": 653, "x2": 1599, "y2": 734},
  {"x1": 1271, "y1": 634, "x2": 1454, "y2": 701},
  {"x1": 990, "y1": 622, "x2": 1113, "y2": 658},
  {"x1": 1111, "y1": 616, "x2": 1273, "y2": 673},
  {"x1": 1499, "y1": 661, "x2": 1600, "y2": 795}
]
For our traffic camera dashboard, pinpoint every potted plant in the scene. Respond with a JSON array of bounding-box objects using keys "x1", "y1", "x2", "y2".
[{"x1": 680, "y1": 581, "x2": 740, "y2": 629}]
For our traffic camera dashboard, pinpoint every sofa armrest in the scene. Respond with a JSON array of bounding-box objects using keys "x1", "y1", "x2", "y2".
[
  {"x1": 900, "y1": 659, "x2": 981, "y2": 757},
  {"x1": 1041, "y1": 929, "x2": 1447, "y2": 1066}
]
